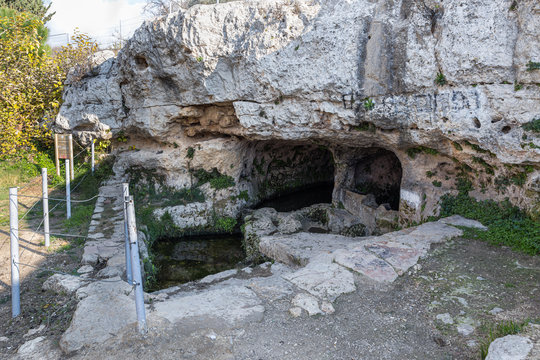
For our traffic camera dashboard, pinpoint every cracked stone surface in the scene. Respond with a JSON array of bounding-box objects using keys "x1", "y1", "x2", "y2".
[
  {"x1": 334, "y1": 246, "x2": 399, "y2": 283},
  {"x1": 151, "y1": 285, "x2": 265, "y2": 328}
]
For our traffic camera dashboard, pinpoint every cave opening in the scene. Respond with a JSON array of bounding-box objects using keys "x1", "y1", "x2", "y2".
[
  {"x1": 353, "y1": 148, "x2": 402, "y2": 211},
  {"x1": 249, "y1": 141, "x2": 335, "y2": 212}
]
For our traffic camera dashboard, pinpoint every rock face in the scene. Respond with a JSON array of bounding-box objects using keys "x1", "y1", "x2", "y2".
[{"x1": 55, "y1": 0, "x2": 540, "y2": 224}]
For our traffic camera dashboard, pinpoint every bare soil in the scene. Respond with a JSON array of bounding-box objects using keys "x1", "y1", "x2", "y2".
[{"x1": 0, "y1": 180, "x2": 87, "y2": 358}]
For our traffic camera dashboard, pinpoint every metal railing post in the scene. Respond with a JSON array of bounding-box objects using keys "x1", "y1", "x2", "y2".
[
  {"x1": 68, "y1": 134, "x2": 74, "y2": 180},
  {"x1": 91, "y1": 139, "x2": 95, "y2": 175},
  {"x1": 9, "y1": 187, "x2": 20, "y2": 317},
  {"x1": 66, "y1": 159, "x2": 71, "y2": 219},
  {"x1": 126, "y1": 196, "x2": 147, "y2": 334},
  {"x1": 42, "y1": 168, "x2": 50, "y2": 247},
  {"x1": 122, "y1": 183, "x2": 132, "y2": 284}
]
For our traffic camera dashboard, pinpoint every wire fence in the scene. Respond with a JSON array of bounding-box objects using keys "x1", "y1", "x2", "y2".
[
  {"x1": 6, "y1": 136, "x2": 148, "y2": 333},
  {"x1": 9, "y1": 140, "x2": 95, "y2": 261}
]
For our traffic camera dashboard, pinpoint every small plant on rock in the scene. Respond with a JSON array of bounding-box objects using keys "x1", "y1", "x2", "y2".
[
  {"x1": 435, "y1": 72, "x2": 446, "y2": 86},
  {"x1": 186, "y1": 146, "x2": 195, "y2": 159},
  {"x1": 509, "y1": 0, "x2": 518, "y2": 11},
  {"x1": 522, "y1": 118, "x2": 540, "y2": 133},
  {"x1": 363, "y1": 97, "x2": 375, "y2": 111},
  {"x1": 452, "y1": 142, "x2": 463, "y2": 151},
  {"x1": 526, "y1": 61, "x2": 540, "y2": 71}
]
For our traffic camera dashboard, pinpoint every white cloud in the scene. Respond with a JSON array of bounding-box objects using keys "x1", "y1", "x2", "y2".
[{"x1": 46, "y1": 0, "x2": 149, "y2": 47}]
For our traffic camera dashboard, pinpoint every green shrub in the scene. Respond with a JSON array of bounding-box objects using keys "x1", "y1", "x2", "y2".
[
  {"x1": 186, "y1": 147, "x2": 195, "y2": 159},
  {"x1": 472, "y1": 156, "x2": 495, "y2": 175},
  {"x1": 353, "y1": 122, "x2": 376, "y2": 132},
  {"x1": 209, "y1": 175, "x2": 235, "y2": 190},
  {"x1": 194, "y1": 168, "x2": 235, "y2": 190},
  {"x1": 231, "y1": 190, "x2": 249, "y2": 201}
]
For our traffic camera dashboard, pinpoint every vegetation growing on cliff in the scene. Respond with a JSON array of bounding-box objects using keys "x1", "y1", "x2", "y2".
[
  {"x1": 522, "y1": 118, "x2": 540, "y2": 133},
  {"x1": 193, "y1": 168, "x2": 235, "y2": 190},
  {"x1": 406, "y1": 146, "x2": 439, "y2": 159}
]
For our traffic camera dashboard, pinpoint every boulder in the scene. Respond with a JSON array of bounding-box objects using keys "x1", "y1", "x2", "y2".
[{"x1": 485, "y1": 335, "x2": 533, "y2": 360}]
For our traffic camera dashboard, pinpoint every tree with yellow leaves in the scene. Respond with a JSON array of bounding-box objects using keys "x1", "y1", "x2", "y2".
[{"x1": 0, "y1": 10, "x2": 97, "y2": 158}]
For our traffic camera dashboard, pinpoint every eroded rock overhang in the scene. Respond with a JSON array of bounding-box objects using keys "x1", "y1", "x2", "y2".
[{"x1": 55, "y1": 0, "x2": 540, "y2": 220}]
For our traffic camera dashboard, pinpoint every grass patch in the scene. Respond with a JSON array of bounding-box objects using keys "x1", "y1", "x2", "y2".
[
  {"x1": 0, "y1": 146, "x2": 110, "y2": 225},
  {"x1": 63, "y1": 205, "x2": 94, "y2": 233},
  {"x1": 440, "y1": 193, "x2": 540, "y2": 255},
  {"x1": 479, "y1": 320, "x2": 530, "y2": 359}
]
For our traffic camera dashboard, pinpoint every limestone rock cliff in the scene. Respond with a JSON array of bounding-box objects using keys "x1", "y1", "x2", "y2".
[{"x1": 55, "y1": 0, "x2": 540, "y2": 224}]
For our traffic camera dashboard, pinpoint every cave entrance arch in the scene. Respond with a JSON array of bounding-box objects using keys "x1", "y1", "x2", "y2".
[
  {"x1": 353, "y1": 148, "x2": 402, "y2": 210},
  {"x1": 247, "y1": 141, "x2": 335, "y2": 212}
]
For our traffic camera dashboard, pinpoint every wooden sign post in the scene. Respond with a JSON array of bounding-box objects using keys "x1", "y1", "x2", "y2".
[{"x1": 54, "y1": 134, "x2": 74, "y2": 180}]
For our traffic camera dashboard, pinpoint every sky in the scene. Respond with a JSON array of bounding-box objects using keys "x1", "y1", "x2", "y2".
[{"x1": 45, "y1": 0, "x2": 150, "y2": 48}]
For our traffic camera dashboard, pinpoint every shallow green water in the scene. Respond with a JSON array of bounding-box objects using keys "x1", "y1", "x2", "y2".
[{"x1": 152, "y1": 234, "x2": 244, "y2": 290}]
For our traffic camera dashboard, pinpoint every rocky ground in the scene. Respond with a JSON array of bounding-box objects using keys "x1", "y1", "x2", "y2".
[
  {"x1": 59, "y1": 238, "x2": 540, "y2": 360},
  {"x1": 2, "y1": 182, "x2": 538, "y2": 359}
]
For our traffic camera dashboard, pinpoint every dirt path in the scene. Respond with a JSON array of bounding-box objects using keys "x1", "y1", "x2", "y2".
[{"x1": 0, "y1": 180, "x2": 48, "y2": 298}]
